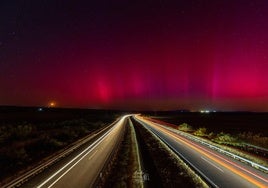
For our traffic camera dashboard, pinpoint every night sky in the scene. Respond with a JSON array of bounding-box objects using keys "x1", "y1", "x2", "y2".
[{"x1": 1, "y1": 0, "x2": 268, "y2": 111}]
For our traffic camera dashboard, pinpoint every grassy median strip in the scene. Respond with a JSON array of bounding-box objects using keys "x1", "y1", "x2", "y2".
[
  {"x1": 134, "y1": 120, "x2": 209, "y2": 188},
  {"x1": 104, "y1": 120, "x2": 142, "y2": 187},
  {"x1": 129, "y1": 118, "x2": 144, "y2": 188}
]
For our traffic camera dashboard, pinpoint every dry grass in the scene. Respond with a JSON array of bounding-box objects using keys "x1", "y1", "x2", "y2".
[{"x1": 104, "y1": 120, "x2": 143, "y2": 188}]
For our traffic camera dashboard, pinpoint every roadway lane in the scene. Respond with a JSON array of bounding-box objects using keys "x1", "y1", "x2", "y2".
[
  {"x1": 134, "y1": 115, "x2": 268, "y2": 188},
  {"x1": 20, "y1": 115, "x2": 129, "y2": 188}
]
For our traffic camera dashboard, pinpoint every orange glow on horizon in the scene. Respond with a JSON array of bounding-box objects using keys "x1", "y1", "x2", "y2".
[{"x1": 49, "y1": 102, "x2": 56, "y2": 107}]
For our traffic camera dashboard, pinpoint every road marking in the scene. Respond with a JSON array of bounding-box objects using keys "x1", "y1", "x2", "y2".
[
  {"x1": 135, "y1": 117, "x2": 219, "y2": 188},
  {"x1": 47, "y1": 148, "x2": 101, "y2": 188},
  {"x1": 39, "y1": 115, "x2": 130, "y2": 188},
  {"x1": 37, "y1": 117, "x2": 124, "y2": 188},
  {"x1": 139, "y1": 117, "x2": 268, "y2": 187},
  {"x1": 201, "y1": 157, "x2": 224, "y2": 173},
  {"x1": 88, "y1": 150, "x2": 98, "y2": 161}
]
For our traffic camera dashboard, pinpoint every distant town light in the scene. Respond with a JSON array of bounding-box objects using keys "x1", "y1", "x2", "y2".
[
  {"x1": 38, "y1": 107, "x2": 43, "y2": 111},
  {"x1": 49, "y1": 102, "x2": 56, "y2": 107},
  {"x1": 200, "y1": 110, "x2": 210, "y2": 113}
]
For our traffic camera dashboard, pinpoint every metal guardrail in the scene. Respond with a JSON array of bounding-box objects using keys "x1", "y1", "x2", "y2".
[
  {"x1": 133, "y1": 117, "x2": 218, "y2": 187},
  {"x1": 242, "y1": 143, "x2": 268, "y2": 153},
  {"x1": 151, "y1": 121, "x2": 268, "y2": 173},
  {"x1": 2, "y1": 118, "x2": 121, "y2": 188}
]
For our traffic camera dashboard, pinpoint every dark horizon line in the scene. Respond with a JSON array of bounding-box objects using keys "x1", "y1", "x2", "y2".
[{"x1": 0, "y1": 105, "x2": 267, "y2": 113}]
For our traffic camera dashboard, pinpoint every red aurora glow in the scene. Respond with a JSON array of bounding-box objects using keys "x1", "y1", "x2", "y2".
[{"x1": 0, "y1": 1, "x2": 268, "y2": 111}]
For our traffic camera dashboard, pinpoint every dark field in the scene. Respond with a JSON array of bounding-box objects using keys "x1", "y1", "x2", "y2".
[
  {"x1": 0, "y1": 106, "x2": 122, "y2": 182},
  {"x1": 148, "y1": 112, "x2": 268, "y2": 136},
  {"x1": 0, "y1": 106, "x2": 122, "y2": 123}
]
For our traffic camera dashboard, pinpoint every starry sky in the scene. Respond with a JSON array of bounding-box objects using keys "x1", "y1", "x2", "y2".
[{"x1": 1, "y1": 0, "x2": 268, "y2": 111}]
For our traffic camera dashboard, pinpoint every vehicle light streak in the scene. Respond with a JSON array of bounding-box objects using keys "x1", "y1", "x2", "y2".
[
  {"x1": 137, "y1": 116, "x2": 268, "y2": 188},
  {"x1": 145, "y1": 117, "x2": 268, "y2": 173},
  {"x1": 136, "y1": 118, "x2": 219, "y2": 188},
  {"x1": 148, "y1": 119, "x2": 268, "y2": 184},
  {"x1": 37, "y1": 115, "x2": 129, "y2": 188}
]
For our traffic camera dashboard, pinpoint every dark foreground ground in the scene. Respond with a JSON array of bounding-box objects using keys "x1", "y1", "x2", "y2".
[
  {"x1": 1, "y1": 107, "x2": 267, "y2": 185},
  {"x1": 0, "y1": 106, "x2": 122, "y2": 182}
]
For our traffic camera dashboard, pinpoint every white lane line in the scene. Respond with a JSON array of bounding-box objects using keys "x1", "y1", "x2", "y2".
[
  {"x1": 135, "y1": 117, "x2": 219, "y2": 188},
  {"x1": 148, "y1": 120, "x2": 268, "y2": 183},
  {"x1": 47, "y1": 144, "x2": 101, "y2": 188},
  {"x1": 37, "y1": 119, "x2": 121, "y2": 188},
  {"x1": 201, "y1": 157, "x2": 224, "y2": 173},
  {"x1": 45, "y1": 116, "x2": 128, "y2": 188},
  {"x1": 88, "y1": 150, "x2": 98, "y2": 161}
]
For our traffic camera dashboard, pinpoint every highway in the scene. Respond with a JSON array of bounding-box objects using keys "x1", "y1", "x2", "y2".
[
  {"x1": 12, "y1": 115, "x2": 129, "y2": 188},
  {"x1": 134, "y1": 115, "x2": 268, "y2": 188}
]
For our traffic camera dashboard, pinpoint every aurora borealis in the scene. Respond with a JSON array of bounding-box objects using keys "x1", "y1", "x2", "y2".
[{"x1": 1, "y1": 1, "x2": 268, "y2": 111}]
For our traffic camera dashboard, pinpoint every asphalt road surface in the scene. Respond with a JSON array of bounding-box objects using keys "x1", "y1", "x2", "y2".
[
  {"x1": 18, "y1": 115, "x2": 129, "y2": 188},
  {"x1": 134, "y1": 115, "x2": 268, "y2": 188}
]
